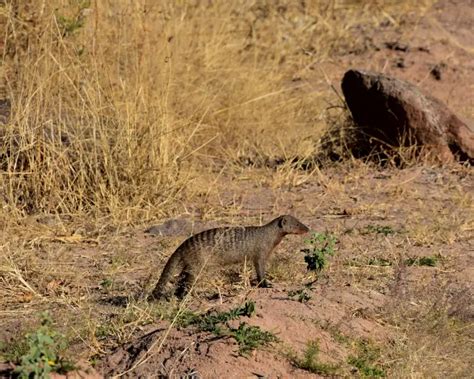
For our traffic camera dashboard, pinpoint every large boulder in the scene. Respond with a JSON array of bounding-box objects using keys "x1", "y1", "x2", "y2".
[{"x1": 341, "y1": 69, "x2": 474, "y2": 163}]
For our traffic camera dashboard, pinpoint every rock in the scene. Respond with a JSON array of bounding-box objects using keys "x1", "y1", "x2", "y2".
[
  {"x1": 341, "y1": 69, "x2": 474, "y2": 163},
  {"x1": 145, "y1": 218, "x2": 217, "y2": 237},
  {"x1": 145, "y1": 218, "x2": 192, "y2": 236}
]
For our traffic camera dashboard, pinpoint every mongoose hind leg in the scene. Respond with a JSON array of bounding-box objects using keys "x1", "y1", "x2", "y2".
[
  {"x1": 149, "y1": 281, "x2": 172, "y2": 301},
  {"x1": 148, "y1": 289, "x2": 170, "y2": 302},
  {"x1": 175, "y1": 270, "x2": 196, "y2": 299}
]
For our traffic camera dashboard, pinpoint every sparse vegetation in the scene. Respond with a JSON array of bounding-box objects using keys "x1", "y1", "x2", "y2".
[
  {"x1": 301, "y1": 232, "x2": 337, "y2": 272},
  {"x1": 405, "y1": 255, "x2": 441, "y2": 267},
  {"x1": 367, "y1": 258, "x2": 392, "y2": 267},
  {"x1": 99, "y1": 278, "x2": 114, "y2": 290},
  {"x1": 232, "y1": 323, "x2": 278, "y2": 355},
  {"x1": 346, "y1": 257, "x2": 393, "y2": 267},
  {"x1": 0, "y1": 338, "x2": 28, "y2": 364},
  {"x1": 348, "y1": 340, "x2": 385, "y2": 378},
  {"x1": 289, "y1": 340, "x2": 339, "y2": 376},
  {"x1": 12, "y1": 312, "x2": 75, "y2": 378},
  {"x1": 361, "y1": 225, "x2": 397, "y2": 236},
  {"x1": 177, "y1": 301, "x2": 276, "y2": 355},
  {"x1": 288, "y1": 288, "x2": 312, "y2": 303},
  {"x1": 177, "y1": 301, "x2": 256, "y2": 333}
]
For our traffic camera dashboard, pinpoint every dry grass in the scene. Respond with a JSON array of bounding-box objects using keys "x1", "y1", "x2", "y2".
[{"x1": 1, "y1": 0, "x2": 433, "y2": 221}]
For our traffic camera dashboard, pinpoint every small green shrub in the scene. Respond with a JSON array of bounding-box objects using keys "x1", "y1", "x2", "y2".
[
  {"x1": 290, "y1": 340, "x2": 339, "y2": 376},
  {"x1": 362, "y1": 225, "x2": 396, "y2": 236},
  {"x1": 346, "y1": 257, "x2": 393, "y2": 267},
  {"x1": 348, "y1": 340, "x2": 385, "y2": 378},
  {"x1": 14, "y1": 312, "x2": 75, "y2": 379},
  {"x1": 0, "y1": 338, "x2": 29, "y2": 363},
  {"x1": 301, "y1": 232, "x2": 337, "y2": 272},
  {"x1": 405, "y1": 255, "x2": 439, "y2": 267},
  {"x1": 176, "y1": 301, "x2": 276, "y2": 355},
  {"x1": 55, "y1": 0, "x2": 90, "y2": 36},
  {"x1": 288, "y1": 288, "x2": 312, "y2": 303},
  {"x1": 232, "y1": 323, "x2": 277, "y2": 355},
  {"x1": 100, "y1": 278, "x2": 113, "y2": 290},
  {"x1": 177, "y1": 301, "x2": 255, "y2": 334},
  {"x1": 367, "y1": 257, "x2": 392, "y2": 266}
]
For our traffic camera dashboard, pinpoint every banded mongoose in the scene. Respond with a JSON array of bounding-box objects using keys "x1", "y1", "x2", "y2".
[{"x1": 150, "y1": 215, "x2": 309, "y2": 300}]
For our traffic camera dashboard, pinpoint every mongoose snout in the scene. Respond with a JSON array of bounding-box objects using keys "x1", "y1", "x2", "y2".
[{"x1": 150, "y1": 215, "x2": 310, "y2": 300}]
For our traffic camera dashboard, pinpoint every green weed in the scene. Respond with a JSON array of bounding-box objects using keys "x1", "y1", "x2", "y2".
[
  {"x1": 405, "y1": 255, "x2": 440, "y2": 267},
  {"x1": 100, "y1": 278, "x2": 113, "y2": 290},
  {"x1": 289, "y1": 340, "x2": 339, "y2": 376},
  {"x1": 232, "y1": 323, "x2": 278, "y2": 355},
  {"x1": 348, "y1": 340, "x2": 385, "y2": 378},
  {"x1": 177, "y1": 301, "x2": 256, "y2": 333},
  {"x1": 177, "y1": 301, "x2": 276, "y2": 355},
  {"x1": 288, "y1": 288, "x2": 312, "y2": 303},
  {"x1": 367, "y1": 257, "x2": 392, "y2": 266},
  {"x1": 0, "y1": 338, "x2": 28, "y2": 363},
  {"x1": 301, "y1": 232, "x2": 337, "y2": 272},
  {"x1": 13, "y1": 312, "x2": 75, "y2": 378},
  {"x1": 361, "y1": 225, "x2": 396, "y2": 236},
  {"x1": 346, "y1": 257, "x2": 393, "y2": 267},
  {"x1": 55, "y1": 0, "x2": 90, "y2": 36}
]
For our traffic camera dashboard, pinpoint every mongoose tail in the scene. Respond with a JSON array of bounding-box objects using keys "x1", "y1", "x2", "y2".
[
  {"x1": 150, "y1": 215, "x2": 309, "y2": 300},
  {"x1": 150, "y1": 251, "x2": 183, "y2": 300}
]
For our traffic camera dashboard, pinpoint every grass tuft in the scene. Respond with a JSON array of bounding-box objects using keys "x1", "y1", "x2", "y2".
[
  {"x1": 176, "y1": 301, "x2": 276, "y2": 355},
  {"x1": 10, "y1": 312, "x2": 75, "y2": 378},
  {"x1": 347, "y1": 340, "x2": 385, "y2": 378},
  {"x1": 289, "y1": 340, "x2": 339, "y2": 376},
  {"x1": 301, "y1": 232, "x2": 337, "y2": 272}
]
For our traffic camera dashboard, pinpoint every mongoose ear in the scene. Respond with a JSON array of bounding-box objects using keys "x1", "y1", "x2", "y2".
[{"x1": 278, "y1": 217, "x2": 285, "y2": 228}]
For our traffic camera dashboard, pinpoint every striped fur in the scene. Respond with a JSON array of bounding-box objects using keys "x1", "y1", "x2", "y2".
[{"x1": 150, "y1": 215, "x2": 309, "y2": 299}]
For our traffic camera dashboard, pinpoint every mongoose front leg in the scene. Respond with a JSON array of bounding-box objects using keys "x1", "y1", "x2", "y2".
[{"x1": 254, "y1": 257, "x2": 272, "y2": 288}]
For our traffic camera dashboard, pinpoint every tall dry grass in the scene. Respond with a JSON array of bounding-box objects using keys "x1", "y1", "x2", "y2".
[{"x1": 1, "y1": 0, "x2": 434, "y2": 222}]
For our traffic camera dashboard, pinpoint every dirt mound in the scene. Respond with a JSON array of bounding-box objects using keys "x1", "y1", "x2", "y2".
[{"x1": 100, "y1": 283, "x2": 389, "y2": 378}]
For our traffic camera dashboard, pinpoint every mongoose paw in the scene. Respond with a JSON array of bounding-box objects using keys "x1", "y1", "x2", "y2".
[{"x1": 258, "y1": 280, "x2": 273, "y2": 288}]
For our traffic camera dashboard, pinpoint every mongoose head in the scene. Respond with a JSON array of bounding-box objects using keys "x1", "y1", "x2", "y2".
[{"x1": 276, "y1": 215, "x2": 309, "y2": 235}]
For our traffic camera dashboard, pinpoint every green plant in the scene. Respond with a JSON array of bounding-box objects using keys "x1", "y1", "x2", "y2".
[
  {"x1": 348, "y1": 340, "x2": 385, "y2": 378},
  {"x1": 100, "y1": 278, "x2": 113, "y2": 290},
  {"x1": 346, "y1": 257, "x2": 393, "y2": 267},
  {"x1": 367, "y1": 257, "x2": 392, "y2": 266},
  {"x1": 290, "y1": 340, "x2": 339, "y2": 376},
  {"x1": 405, "y1": 255, "x2": 439, "y2": 267},
  {"x1": 55, "y1": 0, "x2": 90, "y2": 36},
  {"x1": 177, "y1": 301, "x2": 276, "y2": 355},
  {"x1": 0, "y1": 339, "x2": 29, "y2": 363},
  {"x1": 288, "y1": 288, "x2": 312, "y2": 303},
  {"x1": 177, "y1": 301, "x2": 256, "y2": 334},
  {"x1": 301, "y1": 232, "x2": 337, "y2": 272},
  {"x1": 361, "y1": 225, "x2": 396, "y2": 236},
  {"x1": 232, "y1": 323, "x2": 277, "y2": 355},
  {"x1": 14, "y1": 312, "x2": 75, "y2": 378},
  {"x1": 94, "y1": 323, "x2": 114, "y2": 341}
]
